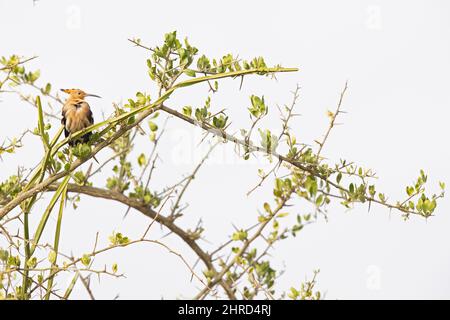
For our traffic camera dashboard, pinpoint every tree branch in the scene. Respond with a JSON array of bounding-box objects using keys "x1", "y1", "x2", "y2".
[
  {"x1": 46, "y1": 182, "x2": 236, "y2": 299},
  {"x1": 159, "y1": 104, "x2": 426, "y2": 217}
]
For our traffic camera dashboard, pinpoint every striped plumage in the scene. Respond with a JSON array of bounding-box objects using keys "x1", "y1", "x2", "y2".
[{"x1": 61, "y1": 89, "x2": 99, "y2": 146}]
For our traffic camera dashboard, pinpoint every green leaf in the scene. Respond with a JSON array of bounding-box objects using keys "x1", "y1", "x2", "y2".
[
  {"x1": 109, "y1": 232, "x2": 130, "y2": 246},
  {"x1": 248, "y1": 95, "x2": 267, "y2": 118},
  {"x1": 309, "y1": 180, "x2": 318, "y2": 196},
  {"x1": 136, "y1": 92, "x2": 147, "y2": 105},
  {"x1": 0, "y1": 249, "x2": 8, "y2": 262},
  {"x1": 277, "y1": 212, "x2": 289, "y2": 218},
  {"x1": 43, "y1": 83, "x2": 51, "y2": 95},
  {"x1": 368, "y1": 185, "x2": 376, "y2": 197},
  {"x1": 30, "y1": 175, "x2": 71, "y2": 256},
  {"x1": 45, "y1": 181, "x2": 68, "y2": 299},
  {"x1": 48, "y1": 251, "x2": 57, "y2": 264},
  {"x1": 137, "y1": 153, "x2": 146, "y2": 167},
  {"x1": 232, "y1": 230, "x2": 248, "y2": 241},
  {"x1": 349, "y1": 183, "x2": 354, "y2": 194},
  {"x1": 316, "y1": 194, "x2": 324, "y2": 206},
  {"x1": 212, "y1": 115, "x2": 228, "y2": 129},
  {"x1": 36, "y1": 96, "x2": 49, "y2": 148},
  {"x1": 30, "y1": 70, "x2": 40, "y2": 83},
  {"x1": 26, "y1": 257, "x2": 37, "y2": 269},
  {"x1": 259, "y1": 129, "x2": 278, "y2": 152},
  {"x1": 182, "y1": 106, "x2": 192, "y2": 117},
  {"x1": 148, "y1": 121, "x2": 158, "y2": 132},
  {"x1": 406, "y1": 186, "x2": 414, "y2": 196},
  {"x1": 81, "y1": 254, "x2": 91, "y2": 267},
  {"x1": 184, "y1": 69, "x2": 196, "y2": 77},
  {"x1": 416, "y1": 197, "x2": 423, "y2": 210},
  {"x1": 288, "y1": 287, "x2": 299, "y2": 299}
]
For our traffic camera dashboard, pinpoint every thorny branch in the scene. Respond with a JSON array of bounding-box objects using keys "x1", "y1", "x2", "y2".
[{"x1": 0, "y1": 33, "x2": 444, "y2": 300}]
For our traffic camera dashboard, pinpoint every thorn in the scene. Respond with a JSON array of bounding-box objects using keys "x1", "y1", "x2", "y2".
[{"x1": 239, "y1": 75, "x2": 244, "y2": 90}]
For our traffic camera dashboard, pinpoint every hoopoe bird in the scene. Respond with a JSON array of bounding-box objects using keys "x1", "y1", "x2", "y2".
[{"x1": 60, "y1": 88, "x2": 100, "y2": 146}]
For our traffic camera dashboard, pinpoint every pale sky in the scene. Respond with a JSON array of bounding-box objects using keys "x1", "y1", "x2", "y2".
[{"x1": 1, "y1": 0, "x2": 450, "y2": 299}]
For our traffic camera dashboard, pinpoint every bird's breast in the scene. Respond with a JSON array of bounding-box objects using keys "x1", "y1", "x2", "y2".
[{"x1": 64, "y1": 104, "x2": 92, "y2": 133}]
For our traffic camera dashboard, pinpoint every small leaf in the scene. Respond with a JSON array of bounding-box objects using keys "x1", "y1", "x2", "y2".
[
  {"x1": 277, "y1": 212, "x2": 289, "y2": 218},
  {"x1": 182, "y1": 106, "x2": 192, "y2": 117},
  {"x1": 263, "y1": 202, "x2": 272, "y2": 214},
  {"x1": 137, "y1": 153, "x2": 146, "y2": 167},
  {"x1": 406, "y1": 186, "x2": 414, "y2": 196},
  {"x1": 316, "y1": 194, "x2": 324, "y2": 206},
  {"x1": 148, "y1": 121, "x2": 158, "y2": 132},
  {"x1": 349, "y1": 183, "x2": 354, "y2": 194},
  {"x1": 81, "y1": 254, "x2": 91, "y2": 267},
  {"x1": 183, "y1": 69, "x2": 196, "y2": 77},
  {"x1": 27, "y1": 257, "x2": 37, "y2": 269},
  {"x1": 232, "y1": 230, "x2": 248, "y2": 241},
  {"x1": 48, "y1": 251, "x2": 57, "y2": 264}
]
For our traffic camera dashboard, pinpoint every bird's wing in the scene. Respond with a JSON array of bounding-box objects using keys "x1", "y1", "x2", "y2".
[
  {"x1": 77, "y1": 101, "x2": 94, "y2": 126},
  {"x1": 61, "y1": 103, "x2": 70, "y2": 137},
  {"x1": 61, "y1": 103, "x2": 68, "y2": 125},
  {"x1": 84, "y1": 102, "x2": 94, "y2": 125}
]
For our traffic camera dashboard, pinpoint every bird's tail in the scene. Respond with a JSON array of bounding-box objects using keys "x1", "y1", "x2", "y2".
[
  {"x1": 67, "y1": 132, "x2": 99, "y2": 163},
  {"x1": 82, "y1": 132, "x2": 92, "y2": 144},
  {"x1": 68, "y1": 132, "x2": 92, "y2": 146}
]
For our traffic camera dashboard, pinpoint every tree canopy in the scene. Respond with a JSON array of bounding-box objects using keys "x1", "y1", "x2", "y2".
[{"x1": 0, "y1": 31, "x2": 444, "y2": 300}]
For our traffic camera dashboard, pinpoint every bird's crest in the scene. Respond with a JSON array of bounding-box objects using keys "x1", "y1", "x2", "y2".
[{"x1": 60, "y1": 88, "x2": 101, "y2": 99}]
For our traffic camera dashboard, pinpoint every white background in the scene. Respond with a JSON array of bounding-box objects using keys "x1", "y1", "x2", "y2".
[{"x1": 1, "y1": 0, "x2": 449, "y2": 299}]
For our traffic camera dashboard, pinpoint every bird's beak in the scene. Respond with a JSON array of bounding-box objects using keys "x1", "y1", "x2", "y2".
[{"x1": 85, "y1": 93, "x2": 101, "y2": 98}]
